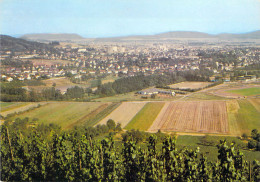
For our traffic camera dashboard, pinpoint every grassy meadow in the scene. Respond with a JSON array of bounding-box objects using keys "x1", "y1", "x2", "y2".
[
  {"x1": 226, "y1": 87, "x2": 260, "y2": 96},
  {"x1": 125, "y1": 102, "x2": 165, "y2": 131},
  {"x1": 235, "y1": 99, "x2": 260, "y2": 134}
]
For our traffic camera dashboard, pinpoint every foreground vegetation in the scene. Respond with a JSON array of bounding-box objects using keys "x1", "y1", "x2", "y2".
[{"x1": 1, "y1": 118, "x2": 260, "y2": 181}]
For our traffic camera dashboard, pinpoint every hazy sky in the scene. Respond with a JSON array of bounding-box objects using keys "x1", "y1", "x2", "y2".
[{"x1": 1, "y1": 0, "x2": 259, "y2": 37}]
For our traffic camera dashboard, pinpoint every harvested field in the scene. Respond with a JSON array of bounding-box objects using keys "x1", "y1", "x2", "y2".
[
  {"x1": 66, "y1": 102, "x2": 121, "y2": 129},
  {"x1": 97, "y1": 102, "x2": 147, "y2": 127},
  {"x1": 249, "y1": 99, "x2": 260, "y2": 112},
  {"x1": 169, "y1": 82, "x2": 212, "y2": 90},
  {"x1": 10, "y1": 102, "x2": 105, "y2": 129},
  {"x1": 125, "y1": 102, "x2": 165, "y2": 131},
  {"x1": 28, "y1": 59, "x2": 71, "y2": 66},
  {"x1": 148, "y1": 101, "x2": 229, "y2": 134}
]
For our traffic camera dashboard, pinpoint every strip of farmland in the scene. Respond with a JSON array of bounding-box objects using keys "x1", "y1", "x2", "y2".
[
  {"x1": 97, "y1": 102, "x2": 147, "y2": 127},
  {"x1": 66, "y1": 102, "x2": 121, "y2": 129},
  {"x1": 10, "y1": 102, "x2": 105, "y2": 129},
  {"x1": 1, "y1": 102, "x2": 47, "y2": 117},
  {"x1": 125, "y1": 102, "x2": 165, "y2": 131},
  {"x1": 148, "y1": 101, "x2": 229, "y2": 134}
]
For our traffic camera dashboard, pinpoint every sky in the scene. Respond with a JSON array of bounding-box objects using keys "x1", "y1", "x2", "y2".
[{"x1": 0, "y1": 0, "x2": 260, "y2": 38}]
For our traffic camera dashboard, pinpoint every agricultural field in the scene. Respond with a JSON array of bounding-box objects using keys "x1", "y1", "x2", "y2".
[
  {"x1": 249, "y1": 98, "x2": 260, "y2": 112},
  {"x1": 28, "y1": 77, "x2": 90, "y2": 93},
  {"x1": 97, "y1": 102, "x2": 147, "y2": 127},
  {"x1": 28, "y1": 59, "x2": 72, "y2": 66},
  {"x1": 226, "y1": 100, "x2": 241, "y2": 136},
  {"x1": 101, "y1": 75, "x2": 119, "y2": 84},
  {"x1": 235, "y1": 99, "x2": 260, "y2": 134},
  {"x1": 67, "y1": 102, "x2": 121, "y2": 129},
  {"x1": 182, "y1": 92, "x2": 228, "y2": 101},
  {"x1": 1, "y1": 102, "x2": 47, "y2": 117},
  {"x1": 9, "y1": 102, "x2": 109, "y2": 129},
  {"x1": 169, "y1": 81, "x2": 212, "y2": 90},
  {"x1": 0, "y1": 102, "x2": 15, "y2": 108},
  {"x1": 94, "y1": 91, "x2": 181, "y2": 102},
  {"x1": 125, "y1": 102, "x2": 165, "y2": 131},
  {"x1": 206, "y1": 83, "x2": 260, "y2": 98},
  {"x1": 226, "y1": 87, "x2": 260, "y2": 96},
  {"x1": 148, "y1": 101, "x2": 229, "y2": 134}
]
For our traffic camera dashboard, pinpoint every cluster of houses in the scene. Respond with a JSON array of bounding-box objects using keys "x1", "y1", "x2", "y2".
[
  {"x1": 1, "y1": 42, "x2": 259, "y2": 82},
  {"x1": 1, "y1": 66, "x2": 66, "y2": 82}
]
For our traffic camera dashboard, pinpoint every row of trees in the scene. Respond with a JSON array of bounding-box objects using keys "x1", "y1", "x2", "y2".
[
  {"x1": 0, "y1": 82, "x2": 91, "y2": 102},
  {"x1": 1, "y1": 122, "x2": 259, "y2": 181},
  {"x1": 95, "y1": 71, "x2": 210, "y2": 97},
  {"x1": 1, "y1": 70, "x2": 212, "y2": 102}
]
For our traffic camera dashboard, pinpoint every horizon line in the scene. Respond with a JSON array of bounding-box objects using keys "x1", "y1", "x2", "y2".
[{"x1": 4, "y1": 29, "x2": 260, "y2": 39}]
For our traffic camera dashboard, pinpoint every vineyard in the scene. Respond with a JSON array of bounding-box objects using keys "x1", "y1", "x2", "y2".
[
  {"x1": 1, "y1": 124, "x2": 260, "y2": 181},
  {"x1": 149, "y1": 101, "x2": 229, "y2": 134}
]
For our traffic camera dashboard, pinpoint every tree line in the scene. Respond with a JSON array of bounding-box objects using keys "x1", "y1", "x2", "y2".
[
  {"x1": 1, "y1": 71, "x2": 212, "y2": 102},
  {"x1": 95, "y1": 71, "x2": 210, "y2": 97}
]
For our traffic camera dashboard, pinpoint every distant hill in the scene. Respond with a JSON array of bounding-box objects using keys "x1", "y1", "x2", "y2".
[
  {"x1": 0, "y1": 35, "x2": 55, "y2": 52},
  {"x1": 19, "y1": 31, "x2": 260, "y2": 43},
  {"x1": 21, "y1": 33, "x2": 84, "y2": 42},
  {"x1": 95, "y1": 30, "x2": 260, "y2": 41},
  {"x1": 154, "y1": 31, "x2": 213, "y2": 38},
  {"x1": 217, "y1": 31, "x2": 260, "y2": 39}
]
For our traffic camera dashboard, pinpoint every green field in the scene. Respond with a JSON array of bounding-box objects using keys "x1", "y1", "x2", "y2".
[
  {"x1": 235, "y1": 100, "x2": 260, "y2": 134},
  {"x1": 0, "y1": 102, "x2": 15, "y2": 108},
  {"x1": 11, "y1": 102, "x2": 108, "y2": 129},
  {"x1": 176, "y1": 135, "x2": 260, "y2": 162},
  {"x1": 0, "y1": 102, "x2": 32, "y2": 113},
  {"x1": 226, "y1": 100, "x2": 241, "y2": 136},
  {"x1": 227, "y1": 87, "x2": 260, "y2": 96},
  {"x1": 125, "y1": 102, "x2": 165, "y2": 131}
]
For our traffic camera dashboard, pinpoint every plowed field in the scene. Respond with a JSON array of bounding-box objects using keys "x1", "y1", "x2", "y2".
[{"x1": 148, "y1": 101, "x2": 229, "y2": 134}]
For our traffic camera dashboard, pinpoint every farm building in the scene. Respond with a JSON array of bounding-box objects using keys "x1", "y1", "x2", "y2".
[
  {"x1": 137, "y1": 88, "x2": 175, "y2": 96},
  {"x1": 137, "y1": 88, "x2": 159, "y2": 95}
]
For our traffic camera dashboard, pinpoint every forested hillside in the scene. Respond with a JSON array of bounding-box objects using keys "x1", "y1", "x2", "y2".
[{"x1": 0, "y1": 35, "x2": 55, "y2": 52}]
